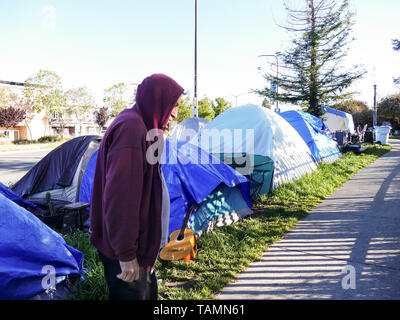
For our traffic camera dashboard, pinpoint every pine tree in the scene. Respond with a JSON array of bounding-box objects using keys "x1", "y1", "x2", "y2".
[{"x1": 256, "y1": 0, "x2": 365, "y2": 117}]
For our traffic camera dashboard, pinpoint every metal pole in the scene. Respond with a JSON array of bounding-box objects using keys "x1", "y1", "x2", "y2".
[
  {"x1": 373, "y1": 84, "x2": 377, "y2": 127},
  {"x1": 193, "y1": 0, "x2": 198, "y2": 117},
  {"x1": 258, "y1": 54, "x2": 278, "y2": 111}
]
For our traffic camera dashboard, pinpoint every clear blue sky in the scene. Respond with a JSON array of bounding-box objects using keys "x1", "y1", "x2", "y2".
[{"x1": 1, "y1": 0, "x2": 399, "y2": 109}]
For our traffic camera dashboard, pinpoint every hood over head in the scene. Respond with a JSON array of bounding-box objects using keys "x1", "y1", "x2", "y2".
[{"x1": 134, "y1": 74, "x2": 184, "y2": 131}]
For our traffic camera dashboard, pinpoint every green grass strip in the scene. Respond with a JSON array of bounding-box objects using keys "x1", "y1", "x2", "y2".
[{"x1": 63, "y1": 143, "x2": 391, "y2": 300}]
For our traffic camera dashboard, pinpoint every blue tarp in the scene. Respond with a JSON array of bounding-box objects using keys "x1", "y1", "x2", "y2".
[
  {"x1": 280, "y1": 110, "x2": 342, "y2": 163},
  {"x1": 323, "y1": 106, "x2": 348, "y2": 118},
  {"x1": 79, "y1": 140, "x2": 251, "y2": 237},
  {"x1": 162, "y1": 140, "x2": 251, "y2": 236},
  {"x1": 0, "y1": 181, "x2": 37, "y2": 209},
  {"x1": 79, "y1": 150, "x2": 98, "y2": 205},
  {"x1": 0, "y1": 193, "x2": 84, "y2": 299}
]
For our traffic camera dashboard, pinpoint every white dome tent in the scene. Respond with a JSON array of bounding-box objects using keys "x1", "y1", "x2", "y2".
[{"x1": 191, "y1": 104, "x2": 317, "y2": 192}]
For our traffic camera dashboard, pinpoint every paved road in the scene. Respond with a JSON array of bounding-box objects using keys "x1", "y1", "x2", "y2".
[
  {"x1": 0, "y1": 149, "x2": 52, "y2": 186},
  {"x1": 216, "y1": 139, "x2": 400, "y2": 300}
]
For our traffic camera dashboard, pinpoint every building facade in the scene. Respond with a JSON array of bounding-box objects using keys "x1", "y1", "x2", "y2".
[{"x1": 0, "y1": 80, "x2": 99, "y2": 143}]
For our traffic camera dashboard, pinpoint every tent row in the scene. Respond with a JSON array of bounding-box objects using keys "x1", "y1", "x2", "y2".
[
  {"x1": 6, "y1": 105, "x2": 347, "y2": 242},
  {"x1": 173, "y1": 104, "x2": 342, "y2": 197},
  {"x1": 1, "y1": 103, "x2": 349, "y2": 299}
]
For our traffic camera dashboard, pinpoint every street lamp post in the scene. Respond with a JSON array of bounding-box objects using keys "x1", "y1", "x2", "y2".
[
  {"x1": 258, "y1": 54, "x2": 279, "y2": 112},
  {"x1": 373, "y1": 84, "x2": 377, "y2": 127},
  {"x1": 229, "y1": 92, "x2": 248, "y2": 106},
  {"x1": 193, "y1": 0, "x2": 199, "y2": 117}
]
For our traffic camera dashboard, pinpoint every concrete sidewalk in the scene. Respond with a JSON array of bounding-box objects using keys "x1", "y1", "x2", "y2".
[{"x1": 216, "y1": 139, "x2": 400, "y2": 300}]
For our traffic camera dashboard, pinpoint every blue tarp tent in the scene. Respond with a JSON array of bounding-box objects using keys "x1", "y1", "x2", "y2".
[
  {"x1": 0, "y1": 193, "x2": 84, "y2": 299},
  {"x1": 161, "y1": 140, "x2": 252, "y2": 238},
  {"x1": 79, "y1": 139, "x2": 252, "y2": 240},
  {"x1": 0, "y1": 181, "x2": 37, "y2": 209},
  {"x1": 280, "y1": 110, "x2": 342, "y2": 163}
]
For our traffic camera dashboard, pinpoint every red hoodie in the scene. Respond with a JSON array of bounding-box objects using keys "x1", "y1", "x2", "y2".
[{"x1": 89, "y1": 74, "x2": 184, "y2": 269}]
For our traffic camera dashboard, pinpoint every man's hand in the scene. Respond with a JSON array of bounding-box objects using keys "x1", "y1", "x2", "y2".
[{"x1": 117, "y1": 258, "x2": 140, "y2": 283}]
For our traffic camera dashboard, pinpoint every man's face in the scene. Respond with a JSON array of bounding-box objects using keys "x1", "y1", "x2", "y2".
[{"x1": 170, "y1": 96, "x2": 181, "y2": 120}]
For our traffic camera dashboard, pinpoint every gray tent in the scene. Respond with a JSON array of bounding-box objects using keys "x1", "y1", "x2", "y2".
[{"x1": 12, "y1": 135, "x2": 101, "y2": 208}]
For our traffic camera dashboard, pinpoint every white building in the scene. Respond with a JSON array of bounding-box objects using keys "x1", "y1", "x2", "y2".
[{"x1": 0, "y1": 80, "x2": 99, "y2": 143}]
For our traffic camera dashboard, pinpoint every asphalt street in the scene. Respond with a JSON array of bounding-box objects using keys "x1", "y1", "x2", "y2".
[{"x1": 0, "y1": 149, "x2": 52, "y2": 186}]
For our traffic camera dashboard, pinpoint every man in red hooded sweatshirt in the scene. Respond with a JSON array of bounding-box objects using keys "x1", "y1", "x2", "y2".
[{"x1": 90, "y1": 74, "x2": 184, "y2": 300}]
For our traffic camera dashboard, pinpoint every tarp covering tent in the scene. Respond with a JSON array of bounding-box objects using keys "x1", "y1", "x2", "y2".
[
  {"x1": 79, "y1": 139, "x2": 252, "y2": 242},
  {"x1": 12, "y1": 135, "x2": 101, "y2": 208},
  {"x1": 168, "y1": 117, "x2": 209, "y2": 143},
  {"x1": 0, "y1": 181, "x2": 37, "y2": 209},
  {"x1": 0, "y1": 192, "x2": 84, "y2": 299},
  {"x1": 161, "y1": 140, "x2": 252, "y2": 239},
  {"x1": 191, "y1": 104, "x2": 317, "y2": 193},
  {"x1": 323, "y1": 106, "x2": 355, "y2": 134},
  {"x1": 280, "y1": 110, "x2": 342, "y2": 163},
  {"x1": 10, "y1": 134, "x2": 251, "y2": 241}
]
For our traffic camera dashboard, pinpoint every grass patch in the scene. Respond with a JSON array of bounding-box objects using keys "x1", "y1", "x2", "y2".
[
  {"x1": 63, "y1": 143, "x2": 391, "y2": 300},
  {"x1": 62, "y1": 230, "x2": 108, "y2": 300}
]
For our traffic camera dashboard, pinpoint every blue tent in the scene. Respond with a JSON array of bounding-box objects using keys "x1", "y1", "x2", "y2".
[
  {"x1": 280, "y1": 110, "x2": 342, "y2": 163},
  {"x1": 0, "y1": 181, "x2": 38, "y2": 209},
  {"x1": 162, "y1": 140, "x2": 252, "y2": 237},
  {"x1": 79, "y1": 139, "x2": 252, "y2": 239},
  {"x1": 0, "y1": 193, "x2": 84, "y2": 299}
]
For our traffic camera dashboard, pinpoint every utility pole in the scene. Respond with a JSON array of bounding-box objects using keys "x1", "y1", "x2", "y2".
[
  {"x1": 373, "y1": 84, "x2": 377, "y2": 127},
  {"x1": 193, "y1": 0, "x2": 199, "y2": 117}
]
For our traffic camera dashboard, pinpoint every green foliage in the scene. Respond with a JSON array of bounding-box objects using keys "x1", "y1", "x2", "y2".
[
  {"x1": 62, "y1": 230, "x2": 108, "y2": 300},
  {"x1": 377, "y1": 93, "x2": 400, "y2": 130},
  {"x1": 38, "y1": 135, "x2": 62, "y2": 143},
  {"x1": 176, "y1": 96, "x2": 232, "y2": 123},
  {"x1": 12, "y1": 139, "x2": 38, "y2": 145},
  {"x1": 66, "y1": 87, "x2": 96, "y2": 134},
  {"x1": 213, "y1": 97, "x2": 232, "y2": 118},
  {"x1": 45, "y1": 192, "x2": 57, "y2": 216},
  {"x1": 24, "y1": 70, "x2": 67, "y2": 116},
  {"x1": 262, "y1": 98, "x2": 272, "y2": 109},
  {"x1": 103, "y1": 83, "x2": 135, "y2": 117},
  {"x1": 176, "y1": 96, "x2": 193, "y2": 123},
  {"x1": 0, "y1": 88, "x2": 10, "y2": 108},
  {"x1": 198, "y1": 97, "x2": 215, "y2": 120},
  {"x1": 333, "y1": 99, "x2": 372, "y2": 127},
  {"x1": 255, "y1": 0, "x2": 365, "y2": 117}
]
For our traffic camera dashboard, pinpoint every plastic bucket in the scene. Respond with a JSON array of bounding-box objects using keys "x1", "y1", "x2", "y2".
[{"x1": 375, "y1": 126, "x2": 391, "y2": 144}]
